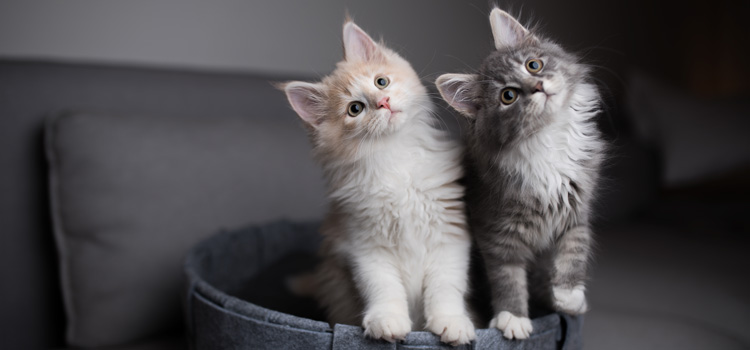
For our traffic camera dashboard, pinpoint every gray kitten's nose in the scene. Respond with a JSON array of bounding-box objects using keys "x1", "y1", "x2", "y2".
[{"x1": 533, "y1": 81, "x2": 545, "y2": 94}]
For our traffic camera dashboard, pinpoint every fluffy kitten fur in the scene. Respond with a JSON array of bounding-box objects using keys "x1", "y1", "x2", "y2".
[
  {"x1": 436, "y1": 9, "x2": 604, "y2": 339},
  {"x1": 281, "y1": 21, "x2": 475, "y2": 345}
]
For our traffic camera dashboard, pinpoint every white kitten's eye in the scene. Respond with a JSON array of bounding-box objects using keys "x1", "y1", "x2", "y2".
[
  {"x1": 526, "y1": 59, "x2": 543, "y2": 73},
  {"x1": 347, "y1": 101, "x2": 365, "y2": 117},
  {"x1": 500, "y1": 88, "x2": 518, "y2": 105},
  {"x1": 374, "y1": 76, "x2": 389, "y2": 89}
]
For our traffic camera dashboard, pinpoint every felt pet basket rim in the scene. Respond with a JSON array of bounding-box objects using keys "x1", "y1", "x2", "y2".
[{"x1": 183, "y1": 220, "x2": 583, "y2": 349}]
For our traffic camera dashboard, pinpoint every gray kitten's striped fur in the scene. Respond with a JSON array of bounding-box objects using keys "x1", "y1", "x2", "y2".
[{"x1": 436, "y1": 9, "x2": 605, "y2": 339}]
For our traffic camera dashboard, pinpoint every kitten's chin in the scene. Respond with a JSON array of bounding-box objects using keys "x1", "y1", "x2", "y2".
[
  {"x1": 379, "y1": 110, "x2": 407, "y2": 133},
  {"x1": 529, "y1": 94, "x2": 549, "y2": 116},
  {"x1": 388, "y1": 110, "x2": 402, "y2": 123},
  {"x1": 531, "y1": 93, "x2": 563, "y2": 116}
]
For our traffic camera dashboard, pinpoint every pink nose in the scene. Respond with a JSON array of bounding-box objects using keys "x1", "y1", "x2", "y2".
[
  {"x1": 533, "y1": 81, "x2": 545, "y2": 94},
  {"x1": 377, "y1": 96, "x2": 391, "y2": 110}
]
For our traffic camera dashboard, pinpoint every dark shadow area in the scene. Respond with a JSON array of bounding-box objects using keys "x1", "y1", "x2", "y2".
[{"x1": 229, "y1": 253, "x2": 325, "y2": 323}]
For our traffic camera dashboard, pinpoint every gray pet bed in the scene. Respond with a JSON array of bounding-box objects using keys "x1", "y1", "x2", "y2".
[{"x1": 183, "y1": 221, "x2": 583, "y2": 349}]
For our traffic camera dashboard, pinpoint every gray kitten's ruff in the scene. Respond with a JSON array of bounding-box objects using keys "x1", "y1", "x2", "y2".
[{"x1": 438, "y1": 9, "x2": 605, "y2": 326}]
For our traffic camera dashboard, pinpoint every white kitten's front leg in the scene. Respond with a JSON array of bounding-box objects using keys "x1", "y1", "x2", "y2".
[
  {"x1": 423, "y1": 240, "x2": 476, "y2": 345},
  {"x1": 352, "y1": 248, "x2": 412, "y2": 342}
]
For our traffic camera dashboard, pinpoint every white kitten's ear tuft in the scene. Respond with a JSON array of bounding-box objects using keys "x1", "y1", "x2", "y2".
[
  {"x1": 489, "y1": 8, "x2": 529, "y2": 50},
  {"x1": 343, "y1": 21, "x2": 380, "y2": 62},
  {"x1": 282, "y1": 81, "x2": 326, "y2": 127},
  {"x1": 435, "y1": 74, "x2": 480, "y2": 118}
]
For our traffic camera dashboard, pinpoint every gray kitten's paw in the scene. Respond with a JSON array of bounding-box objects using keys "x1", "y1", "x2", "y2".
[
  {"x1": 362, "y1": 311, "x2": 412, "y2": 342},
  {"x1": 490, "y1": 311, "x2": 533, "y2": 339},
  {"x1": 426, "y1": 314, "x2": 476, "y2": 345},
  {"x1": 553, "y1": 285, "x2": 588, "y2": 315}
]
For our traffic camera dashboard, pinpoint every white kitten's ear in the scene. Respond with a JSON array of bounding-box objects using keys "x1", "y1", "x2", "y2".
[
  {"x1": 489, "y1": 8, "x2": 530, "y2": 50},
  {"x1": 282, "y1": 81, "x2": 326, "y2": 127},
  {"x1": 343, "y1": 21, "x2": 380, "y2": 62},
  {"x1": 436, "y1": 74, "x2": 480, "y2": 118}
]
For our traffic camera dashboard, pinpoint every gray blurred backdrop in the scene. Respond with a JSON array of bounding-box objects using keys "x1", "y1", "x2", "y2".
[
  {"x1": 0, "y1": 0, "x2": 632, "y2": 87},
  {"x1": 3, "y1": 0, "x2": 745, "y2": 102}
]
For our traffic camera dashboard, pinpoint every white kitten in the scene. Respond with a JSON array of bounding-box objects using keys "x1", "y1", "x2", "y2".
[{"x1": 281, "y1": 20, "x2": 475, "y2": 345}]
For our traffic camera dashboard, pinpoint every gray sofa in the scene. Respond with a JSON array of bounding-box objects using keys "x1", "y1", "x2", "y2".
[{"x1": 1, "y1": 59, "x2": 748, "y2": 349}]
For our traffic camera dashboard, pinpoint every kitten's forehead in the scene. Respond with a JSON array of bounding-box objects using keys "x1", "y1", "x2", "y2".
[
  {"x1": 482, "y1": 51, "x2": 522, "y2": 80},
  {"x1": 483, "y1": 46, "x2": 539, "y2": 75},
  {"x1": 328, "y1": 55, "x2": 415, "y2": 95},
  {"x1": 327, "y1": 62, "x2": 383, "y2": 101},
  {"x1": 481, "y1": 42, "x2": 575, "y2": 84}
]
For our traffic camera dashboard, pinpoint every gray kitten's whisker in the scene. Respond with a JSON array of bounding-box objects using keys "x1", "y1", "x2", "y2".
[{"x1": 441, "y1": 54, "x2": 494, "y2": 81}]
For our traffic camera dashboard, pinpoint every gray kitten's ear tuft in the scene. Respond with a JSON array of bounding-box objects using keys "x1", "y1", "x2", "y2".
[
  {"x1": 436, "y1": 74, "x2": 480, "y2": 118},
  {"x1": 343, "y1": 21, "x2": 381, "y2": 62},
  {"x1": 282, "y1": 81, "x2": 326, "y2": 127},
  {"x1": 489, "y1": 8, "x2": 529, "y2": 50}
]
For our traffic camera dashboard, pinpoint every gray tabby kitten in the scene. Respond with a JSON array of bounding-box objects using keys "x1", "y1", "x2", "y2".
[{"x1": 436, "y1": 9, "x2": 605, "y2": 339}]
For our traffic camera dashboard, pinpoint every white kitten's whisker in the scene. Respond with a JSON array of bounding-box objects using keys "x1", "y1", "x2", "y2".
[
  {"x1": 343, "y1": 125, "x2": 367, "y2": 141},
  {"x1": 419, "y1": 107, "x2": 450, "y2": 132},
  {"x1": 417, "y1": 50, "x2": 438, "y2": 77},
  {"x1": 421, "y1": 105, "x2": 460, "y2": 134},
  {"x1": 416, "y1": 97, "x2": 465, "y2": 134}
]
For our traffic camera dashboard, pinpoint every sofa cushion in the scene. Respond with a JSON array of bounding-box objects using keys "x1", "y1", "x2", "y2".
[{"x1": 45, "y1": 112, "x2": 325, "y2": 347}]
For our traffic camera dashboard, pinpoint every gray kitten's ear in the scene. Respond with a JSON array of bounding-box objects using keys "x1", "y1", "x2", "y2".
[
  {"x1": 436, "y1": 74, "x2": 480, "y2": 118},
  {"x1": 490, "y1": 8, "x2": 530, "y2": 50},
  {"x1": 282, "y1": 81, "x2": 326, "y2": 127},
  {"x1": 343, "y1": 21, "x2": 381, "y2": 62}
]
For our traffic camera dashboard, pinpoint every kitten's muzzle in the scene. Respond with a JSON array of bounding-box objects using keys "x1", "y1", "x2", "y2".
[
  {"x1": 532, "y1": 81, "x2": 555, "y2": 99},
  {"x1": 533, "y1": 81, "x2": 545, "y2": 94},
  {"x1": 377, "y1": 96, "x2": 391, "y2": 111}
]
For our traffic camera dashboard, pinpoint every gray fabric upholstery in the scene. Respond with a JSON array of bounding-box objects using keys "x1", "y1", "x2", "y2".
[
  {"x1": 0, "y1": 59, "x2": 320, "y2": 349},
  {"x1": 184, "y1": 221, "x2": 583, "y2": 350},
  {"x1": 46, "y1": 112, "x2": 325, "y2": 347}
]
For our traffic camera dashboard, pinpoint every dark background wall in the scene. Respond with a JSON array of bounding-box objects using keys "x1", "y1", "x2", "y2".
[
  {"x1": 0, "y1": 1, "x2": 494, "y2": 79},
  {"x1": 4, "y1": 0, "x2": 746, "y2": 97},
  {"x1": 2, "y1": 0, "x2": 747, "y2": 93}
]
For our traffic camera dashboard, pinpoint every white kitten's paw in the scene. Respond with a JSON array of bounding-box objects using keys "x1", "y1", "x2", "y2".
[
  {"x1": 426, "y1": 314, "x2": 476, "y2": 345},
  {"x1": 553, "y1": 285, "x2": 588, "y2": 315},
  {"x1": 489, "y1": 311, "x2": 533, "y2": 340},
  {"x1": 362, "y1": 311, "x2": 412, "y2": 342}
]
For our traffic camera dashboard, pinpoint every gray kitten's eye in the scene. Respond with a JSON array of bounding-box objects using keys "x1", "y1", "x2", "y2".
[
  {"x1": 375, "y1": 76, "x2": 389, "y2": 89},
  {"x1": 347, "y1": 101, "x2": 365, "y2": 117},
  {"x1": 526, "y1": 59, "x2": 543, "y2": 73},
  {"x1": 500, "y1": 88, "x2": 518, "y2": 105}
]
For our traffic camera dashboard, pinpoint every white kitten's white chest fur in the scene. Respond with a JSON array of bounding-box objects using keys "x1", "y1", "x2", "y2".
[
  {"x1": 308, "y1": 115, "x2": 474, "y2": 346},
  {"x1": 325, "y1": 120, "x2": 470, "y2": 328}
]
